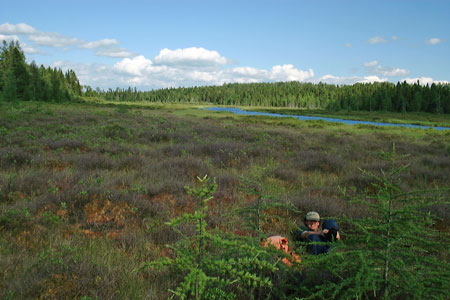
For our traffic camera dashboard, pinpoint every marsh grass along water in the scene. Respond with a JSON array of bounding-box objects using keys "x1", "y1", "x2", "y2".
[{"x1": 205, "y1": 107, "x2": 450, "y2": 130}]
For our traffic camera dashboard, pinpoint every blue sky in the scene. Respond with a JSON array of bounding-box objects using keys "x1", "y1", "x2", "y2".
[{"x1": 1, "y1": 0, "x2": 449, "y2": 90}]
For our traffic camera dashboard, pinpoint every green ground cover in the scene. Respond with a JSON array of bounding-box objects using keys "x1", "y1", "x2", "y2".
[{"x1": 0, "y1": 100, "x2": 449, "y2": 299}]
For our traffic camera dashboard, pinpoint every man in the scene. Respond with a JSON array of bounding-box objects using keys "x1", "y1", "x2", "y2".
[{"x1": 295, "y1": 211, "x2": 340, "y2": 255}]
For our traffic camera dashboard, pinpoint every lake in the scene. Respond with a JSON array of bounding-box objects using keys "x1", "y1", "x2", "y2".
[{"x1": 204, "y1": 107, "x2": 450, "y2": 131}]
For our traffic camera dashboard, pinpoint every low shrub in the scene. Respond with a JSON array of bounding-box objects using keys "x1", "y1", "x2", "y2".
[
  {"x1": 71, "y1": 153, "x2": 116, "y2": 170},
  {"x1": 42, "y1": 139, "x2": 87, "y2": 151},
  {"x1": 0, "y1": 147, "x2": 33, "y2": 167}
]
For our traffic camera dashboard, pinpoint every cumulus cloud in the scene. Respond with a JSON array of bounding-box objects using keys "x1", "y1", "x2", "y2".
[
  {"x1": 270, "y1": 64, "x2": 314, "y2": 81},
  {"x1": 114, "y1": 55, "x2": 152, "y2": 76},
  {"x1": 67, "y1": 48, "x2": 313, "y2": 89},
  {"x1": 153, "y1": 47, "x2": 229, "y2": 68},
  {"x1": 426, "y1": 38, "x2": 441, "y2": 45},
  {"x1": 368, "y1": 36, "x2": 387, "y2": 44}
]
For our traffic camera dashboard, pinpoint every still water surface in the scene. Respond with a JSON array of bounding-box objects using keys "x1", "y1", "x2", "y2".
[{"x1": 205, "y1": 107, "x2": 450, "y2": 131}]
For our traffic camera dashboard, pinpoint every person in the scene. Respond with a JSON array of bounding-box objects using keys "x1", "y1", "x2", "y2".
[{"x1": 295, "y1": 211, "x2": 340, "y2": 255}]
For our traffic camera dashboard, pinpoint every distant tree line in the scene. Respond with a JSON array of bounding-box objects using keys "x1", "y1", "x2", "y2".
[
  {"x1": 0, "y1": 40, "x2": 82, "y2": 102},
  {"x1": 91, "y1": 80, "x2": 449, "y2": 114},
  {"x1": 2, "y1": 40, "x2": 448, "y2": 113}
]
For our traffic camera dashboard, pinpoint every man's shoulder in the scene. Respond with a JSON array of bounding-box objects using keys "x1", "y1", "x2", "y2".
[{"x1": 294, "y1": 226, "x2": 309, "y2": 241}]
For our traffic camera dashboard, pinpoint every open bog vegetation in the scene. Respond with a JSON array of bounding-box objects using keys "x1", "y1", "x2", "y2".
[{"x1": 0, "y1": 100, "x2": 449, "y2": 299}]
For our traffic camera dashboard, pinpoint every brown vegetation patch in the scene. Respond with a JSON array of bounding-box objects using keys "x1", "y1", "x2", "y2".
[
  {"x1": 83, "y1": 199, "x2": 136, "y2": 227},
  {"x1": 39, "y1": 273, "x2": 79, "y2": 300}
]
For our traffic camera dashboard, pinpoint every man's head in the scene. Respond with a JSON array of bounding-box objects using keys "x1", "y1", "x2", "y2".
[{"x1": 304, "y1": 211, "x2": 320, "y2": 231}]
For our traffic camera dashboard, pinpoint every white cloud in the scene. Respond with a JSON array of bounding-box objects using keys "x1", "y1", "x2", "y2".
[
  {"x1": 28, "y1": 33, "x2": 81, "y2": 47},
  {"x1": 358, "y1": 76, "x2": 388, "y2": 83},
  {"x1": 63, "y1": 47, "x2": 314, "y2": 89},
  {"x1": 401, "y1": 77, "x2": 449, "y2": 85},
  {"x1": 95, "y1": 49, "x2": 134, "y2": 58},
  {"x1": 375, "y1": 68, "x2": 409, "y2": 77},
  {"x1": 81, "y1": 39, "x2": 119, "y2": 49},
  {"x1": 363, "y1": 60, "x2": 409, "y2": 77},
  {"x1": 363, "y1": 60, "x2": 378, "y2": 67},
  {"x1": 345, "y1": 43, "x2": 352, "y2": 48},
  {"x1": 231, "y1": 67, "x2": 262, "y2": 77},
  {"x1": 153, "y1": 47, "x2": 229, "y2": 67},
  {"x1": 270, "y1": 64, "x2": 314, "y2": 81},
  {"x1": 114, "y1": 55, "x2": 152, "y2": 76},
  {"x1": 0, "y1": 23, "x2": 37, "y2": 35},
  {"x1": 316, "y1": 74, "x2": 387, "y2": 85},
  {"x1": 0, "y1": 22, "x2": 133, "y2": 58},
  {"x1": 368, "y1": 36, "x2": 387, "y2": 44},
  {"x1": 391, "y1": 36, "x2": 399, "y2": 41},
  {"x1": 0, "y1": 34, "x2": 20, "y2": 42},
  {"x1": 426, "y1": 38, "x2": 441, "y2": 45}
]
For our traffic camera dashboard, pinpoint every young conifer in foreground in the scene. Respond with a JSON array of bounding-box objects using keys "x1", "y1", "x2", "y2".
[
  {"x1": 138, "y1": 175, "x2": 298, "y2": 300},
  {"x1": 299, "y1": 147, "x2": 450, "y2": 300}
]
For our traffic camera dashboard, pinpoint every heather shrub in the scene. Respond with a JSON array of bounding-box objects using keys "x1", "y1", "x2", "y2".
[
  {"x1": 0, "y1": 207, "x2": 32, "y2": 231},
  {"x1": 71, "y1": 153, "x2": 116, "y2": 170},
  {"x1": 0, "y1": 147, "x2": 33, "y2": 167},
  {"x1": 102, "y1": 123, "x2": 134, "y2": 140},
  {"x1": 271, "y1": 166, "x2": 299, "y2": 182},
  {"x1": 116, "y1": 155, "x2": 146, "y2": 171},
  {"x1": 42, "y1": 138, "x2": 87, "y2": 151},
  {"x1": 409, "y1": 163, "x2": 449, "y2": 182},
  {"x1": 12, "y1": 169, "x2": 51, "y2": 196},
  {"x1": 213, "y1": 172, "x2": 240, "y2": 200},
  {"x1": 3, "y1": 244, "x2": 118, "y2": 300},
  {"x1": 291, "y1": 150, "x2": 345, "y2": 173},
  {"x1": 95, "y1": 144, "x2": 136, "y2": 156},
  {"x1": 290, "y1": 190, "x2": 350, "y2": 219}
]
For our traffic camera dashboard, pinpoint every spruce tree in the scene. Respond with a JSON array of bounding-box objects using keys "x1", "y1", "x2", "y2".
[{"x1": 139, "y1": 175, "x2": 297, "y2": 300}]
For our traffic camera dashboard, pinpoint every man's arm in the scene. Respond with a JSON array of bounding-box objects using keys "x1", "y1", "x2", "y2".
[{"x1": 301, "y1": 229, "x2": 327, "y2": 239}]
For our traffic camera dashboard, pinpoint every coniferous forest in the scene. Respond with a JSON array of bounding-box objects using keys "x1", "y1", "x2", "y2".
[
  {"x1": 0, "y1": 41, "x2": 82, "y2": 102},
  {"x1": 92, "y1": 79, "x2": 450, "y2": 113}
]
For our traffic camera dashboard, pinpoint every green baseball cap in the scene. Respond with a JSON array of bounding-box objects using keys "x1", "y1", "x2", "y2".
[{"x1": 305, "y1": 211, "x2": 320, "y2": 221}]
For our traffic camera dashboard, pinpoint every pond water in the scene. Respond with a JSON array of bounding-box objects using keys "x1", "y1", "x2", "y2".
[{"x1": 204, "y1": 107, "x2": 450, "y2": 131}]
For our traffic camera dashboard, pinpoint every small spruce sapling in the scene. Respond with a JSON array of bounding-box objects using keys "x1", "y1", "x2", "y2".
[{"x1": 138, "y1": 175, "x2": 282, "y2": 300}]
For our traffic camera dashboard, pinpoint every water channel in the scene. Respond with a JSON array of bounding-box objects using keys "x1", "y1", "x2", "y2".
[{"x1": 204, "y1": 107, "x2": 450, "y2": 131}]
